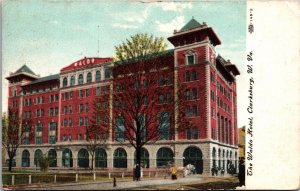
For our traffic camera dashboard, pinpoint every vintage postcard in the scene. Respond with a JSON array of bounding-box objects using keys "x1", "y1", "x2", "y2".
[{"x1": 1, "y1": 0, "x2": 299, "y2": 190}]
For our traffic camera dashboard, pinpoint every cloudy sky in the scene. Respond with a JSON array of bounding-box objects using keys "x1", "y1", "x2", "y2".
[{"x1": 2, "y1": 0, "x2": 247, "y2": 126}]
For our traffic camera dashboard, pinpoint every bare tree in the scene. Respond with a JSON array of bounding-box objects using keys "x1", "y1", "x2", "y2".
[
  {"x1": 4, "y1": 109, "x2": 32, "y2": 172},
  {"x1": 86, "y1": 98, "x2": 110, "y2": 170}
]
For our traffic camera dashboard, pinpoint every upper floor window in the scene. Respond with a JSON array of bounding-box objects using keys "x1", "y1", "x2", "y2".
[
  {"x1": 158, "y1": 75, "x2": 164, "y2": 86},
  {"x1": 36, "y1": 123, "x2": 43, "y2": 132},
  {"x1": 70, "y1": 76, "x2": 75, "y2": 86},
  {"x1": 104, "y1": 68, "x2": 110, "y2": 80},
  {"x1": 185, "y1": 71, "x2": 190, "y2": 82},
  {"x1": 78, "y1": 74, "x2": 83, "y2": 85},
  {"x1": 87, "y1": 72, "x2": 92, "y2": 83},
  {"x1": 165, "y1": 75, "x2": 171, "y2": 85},
  {"x1": 192, "y1": 88, "x2": 198, "y2": 99},
  {"x1": 186, "y1": 51, "x2": 196, "y2": 65},
  {"x1": 96, "y1": 71, "x2": 101, "y2": 81},
  {"x1": 63, "y1": 77, "x2": 68, "y2": 87},
  {"x1": 192, "y1": 71, "x2": 197, "y2": 80}
]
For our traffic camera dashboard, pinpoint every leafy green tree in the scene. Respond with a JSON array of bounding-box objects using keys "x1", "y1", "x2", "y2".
[
  {"x1": 2, "y1": 112, "x2": 8, "y2": 166},
  {"x1": 38, "y1": 154, "x2": 50, "y2": 172},
  {"x1": 114, "y1": 33, "x2": 167, "y2": 62}
]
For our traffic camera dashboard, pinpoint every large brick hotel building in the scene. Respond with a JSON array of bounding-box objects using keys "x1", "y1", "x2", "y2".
[{"x1": 6, "y1": 19, "x2": 240, "y2": 175}]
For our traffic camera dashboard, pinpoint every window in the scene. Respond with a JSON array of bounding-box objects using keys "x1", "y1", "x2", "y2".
[
  {"x1": 84, "y1": 117, "x2": 89, "y2": 126},
  {"x1": 79, "y1": 89, "x2": 84, "y2": 98},
  {"x1": 35, "y1": 137, "x2": 43, "y2": 144},
  {"x1": 70, "y1": 91, "x2": 73, "y2": 99},
  {"x1": 86, "y1": 89, "x2": 89, "y2": 97},
  {"x1": 63, "y1": 135, "x2": 67, "y2": 141},
  {"x1": 80, "y1": 104, "x2": 83, "y2": 112},
  {"x1": 211, "y1": 91, "x2": 215, "y2": 101},
  {"x1": 79, "y1": 117, "x2": 83, "y2": 126},
  {"x1": 192, "y1": 88, "x2": 197, "y2": 99},
  {"x1": 186, "y1": 51, "x2": 196, "y2": 65},
  {"x1": 63, "y1": 77, "x2": 68, "y2": 87},
  {"x1": 96, "y1": 71, "x2": 101, "y2": 81},
  {"x1": 55, "y1": 94, "x2": 59, "y2": 101},
  {"x1": 36, "y1": 123, "x2": 43, "y2": 132},
  {"x1": 23, "y1": 137, "x2": 30, "y2": 144},
  {"x1": 185, "y1": 71, "x2": 190, "y2": 82},
  {"x1": 78, "y1": 134, "x2": 82, "y2": 140},
  {"x1": 64, "y1": 119, "x2": 68, "y2": 127},
  {"x1": 104, "y1": 68, "x2": 110, "y2": 79},
  {"x1": 69, "y1": 118, "x2": 72, "y2": 126},
  {"x1": 165, "y1": 75, "x2": 171, "y2": 85},
  {"x1": 143, "y1": 96, "x2": 148, "y2": 105},
  {"x1": 68, "y1": 134, "x2": 72, "y2": 141},
  {"x1": 70, "y1": 76, "x2": 75, "y2": 86},
  {"x1": 24, "y1": 124, "x2": 30, "y2": 132},
  {"x1": 193, "y1": 128, "x2": 198, "y2": 139},
  {"x1": 64, "y1": 106, "x2": 67, "y2": 114},
  {"x1": 186, "y1": 89, "x2": 191, "y2": 100},
  {"x1": 115, "y1": 116, "x2": 125, "y2": 141},
  {"x1": 96, "y1": 87, "x2": 101, "y2": 95},
  {"x1": 49, "y1": 136, "x2": 56, "y2": 144},
  {"x1": 143, "y1": 79, "x2": 147, "y2": 88},
  {"x1": 86, "y1": 72, "x2": 92, "y2": 83},
  {"x1": 192, "y1": 71, "x2": 197, "y2": 80},
  {"x1": 102, "y1": 86, "x2": 106, "y2": 94},
  {"x1": 54, "y1": 107, "x2": 58, "y2": 115},
  {"x1": 116, "y1": 85, "x2": 120, "y2": 92},
  {"x1": 85, "y1": 103, "x2": 89, "y2": 112},
  {"x1": 134, "y1": 80, "x2": 139, "y2": 90},
  {"x1": 158, "y1": 112, "x2": 170, "y2": 140},
  {"x1": 134, "y1": 97, "x2": 138, "y2": 107},
  {"x1": 212, "y1": 107, "x2": 215, "y2": 117},
  {"x1": 115, "y1": 100, "x2": 119, "y2": 108},
  {"x1": 186, "y1": 128, "x2": 191, "y2": 140},
  {"x1": 50, "y1": 122, "x2": 57, "y2": 131},
  {"x1": 192, "y1": 105, "x2": 198, "y2": 116},
  {"x1": 166, "y1": 92, "x2": 171, "y2": 103},
  {"x1": 158, "y1": 94, "x2": 164, "y2": 104},
  {"x1": 69, "y1": 106, "x2": 72, "y2": 114},
  {"x1": 158, "y1": 75, "x2": 164, "y2": 86},
  {"x1": 78, "y1": 74, "x2": 83, "y2": 85},
  {"x1": 186, "y1": 107, "x2": 191, "y2": 117},
  {"x1": 122, "y1": 100, "x2": 126, "y2": 108}
]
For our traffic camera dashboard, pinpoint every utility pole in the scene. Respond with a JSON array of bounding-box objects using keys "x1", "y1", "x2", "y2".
[{"x1": 97, "y1": 25, "x2": 100, "y2": 57}]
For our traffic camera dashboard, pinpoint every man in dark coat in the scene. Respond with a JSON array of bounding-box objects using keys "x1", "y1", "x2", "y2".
[{"x1": 238, "y1": 158, "x2": 245, "y2": 186}]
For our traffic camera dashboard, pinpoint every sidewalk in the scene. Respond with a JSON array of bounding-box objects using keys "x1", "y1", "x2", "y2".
[{"x1": 8, "y1": 175, "x2": 206, "y2": 190}]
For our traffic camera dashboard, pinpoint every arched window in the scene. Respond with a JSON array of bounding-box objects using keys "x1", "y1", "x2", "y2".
[
  {"x1": 78, "y1": 149, "x2": 89, "y2": 168},
  {"x1": 95, "y1": 148, "x2": 107, "y2": 168},
  {"x1": 113, "y1": 148, "x2": 127, "y2": 168},
  {"x1": 134, "y1": 148, "x2": 149, "y2": 168},
  {"x1": 104, "y1": 68, "x2": 110, "y2": 80},
  {"x1": 183, "y1": 147, "x2": 203, "y2": 174},
  {"x1": 95, "y1": 71, "x2": 101, "y2": 82},
  {"x1": 62, "y1": 149, "x2": 73, "y2": 167},
  {"x1": 70, "y1": 76, "x2": 75, "y2": 86},
  {"x1": 78, "y1": 74, "x2": 83, "y2": 85},
  {"x1": 34, "y1": 149, "x2": 43, "y2": 167},
  {"x1": 48, "y1": 149, "x2": 57, "y2": 167},
  {"x1": 22, "y1": 150, "x2": 30, "y2": 167},
  {"x1": 86, "y1": 72, "x2": 92, "y2": 83},
  {"x1": 156, "y1": 147, "x2": 173, "y2": 167},
  {"x1": 63, "y1": 77, "x2": 68, "y2": 87}
]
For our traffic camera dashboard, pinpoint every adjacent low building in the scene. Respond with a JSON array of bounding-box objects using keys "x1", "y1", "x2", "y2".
[{"x1": 6, "y1": 18, "x2": 240, "y2": 175}]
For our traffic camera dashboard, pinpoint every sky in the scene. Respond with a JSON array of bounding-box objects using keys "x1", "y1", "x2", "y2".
[{"x1": 2, "y1": 0, "x2": 247, "y2": 127}]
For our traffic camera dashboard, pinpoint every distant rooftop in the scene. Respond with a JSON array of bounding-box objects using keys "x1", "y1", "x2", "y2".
[
  {"x1": 179, "y1": 18, "x2": 205, "y2": 33},
  {"x1": 15, "y1": 65, "x2": 36, "y2": 75},
  {"x1": 22, "y1": 74, "x2": 60, "y2": 86}
]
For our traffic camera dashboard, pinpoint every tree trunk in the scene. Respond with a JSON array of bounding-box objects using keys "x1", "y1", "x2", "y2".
[
  {"x1": 8, "y1": 158, "x2": 12, "y2": 172},
  {"x1": 91, "y1": 153, "x2": 94, "y2": 170},
  {"x1": 135, "y1": 146, "x2": 142, "y2": 181}
]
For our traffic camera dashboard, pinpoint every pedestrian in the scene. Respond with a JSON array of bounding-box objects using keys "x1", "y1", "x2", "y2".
[
  {"x1": 211, "y1": 166, "x2": 215, "y2": 176},
  {"x1": 238, "y1": 158, "x2": 245, "y2": 186}
]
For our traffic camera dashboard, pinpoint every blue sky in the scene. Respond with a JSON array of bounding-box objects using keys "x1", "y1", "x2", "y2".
[{"x1": 2, "y1": 0, "x2": 247, "y2": 126}]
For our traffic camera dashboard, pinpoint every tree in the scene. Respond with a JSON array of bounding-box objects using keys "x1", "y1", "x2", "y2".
[
  {"x1": 93, "y1": 33, "x2": 192, "y2": 180},
  {"x1": 2, "y1": 112, "x2": 8, "y2": 166},
  {"x1": 86, "y1": 98, "x2": 109, "y2": 170},
  {"x1": 3, "y1": 109, "x2": 32, "y2": 172},
  {"x1": 114, "y1": 33, "x2": 167, "y2": 62},
  {"x1": 38, "y1": 154, "x2": 50, "y2": 172}
]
